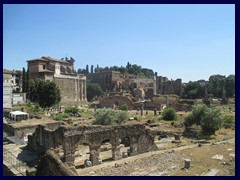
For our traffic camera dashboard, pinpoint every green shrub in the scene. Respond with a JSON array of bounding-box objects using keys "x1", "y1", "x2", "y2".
[
  {"x1": 201, "y1": 108, "x2": 223, "y2": 134},
  {"x1": 120, "y1": 104, "x2": 128, "y2": 111},
  {"x1": 116, "y1": 111, "x2": 129, "y2": 124},
  {"x1": 184, "y1": 113, "x2": 194, "y2": 127},
  {"x1": 183, "y1": 105, "x2": 223, "y2": 135},
  {"x1": 202, "y1": 98, "x2": 211, "y2": 107},
  {"x1": 162, "y1": 108, "x2": 177, "y2": 121},
  {"x1": 65, "y1": 106, "x2": 79, "y2": 114},
  {"x1": 93, "y1": 108, "x2": 129, "y2": 125},
  {"x1": 54, "y1": 113, "x2": 70, "y2": 121},
  {"x1": 223, "y1": 115, "x2": 235, "y2": 124}
]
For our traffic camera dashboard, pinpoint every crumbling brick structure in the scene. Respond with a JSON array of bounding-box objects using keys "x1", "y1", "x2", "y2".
[{"x1": 27, "y1": 124, "x2": 158, "y2": 166}]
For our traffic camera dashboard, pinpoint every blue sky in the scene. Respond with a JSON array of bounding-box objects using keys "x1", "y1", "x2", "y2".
[{"x1": 3, "y1": 4, "x2": 235, "y2": 83}]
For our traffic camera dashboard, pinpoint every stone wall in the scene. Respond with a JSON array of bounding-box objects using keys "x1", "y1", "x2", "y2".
[
  {"x1": 36, "y1": 149, "x2": 77, "y2": 176},
  {"x1": 3, "y1": 121, "x2": 61, "y2": 139},
  {"x1": 54, "y1": 77, "x2": 87, "y2": 105},
  {"x1": 99, "y1": 96, "x2": 134, "y2": 109},
  {"x1": 54, "y1": 78, "x2": 75, "y2": 103},
  {"x1": 156, "y1": 76, "x2": 182, "y2": 96}
]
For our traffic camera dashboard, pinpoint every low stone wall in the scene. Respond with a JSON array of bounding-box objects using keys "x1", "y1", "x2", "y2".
[
  {"x1": 99, "y1": 96, "x2": 134, "y2": 109},
  {"x1": 3, "y1": 121, "x2": 61, "y2": 138},
  {"x1": 36, "y1": 149, "x2": 77, "y2": 176}
]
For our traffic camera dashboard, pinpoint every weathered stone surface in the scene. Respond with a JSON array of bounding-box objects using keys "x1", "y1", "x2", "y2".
[{"x1": 28, "y1": 124, "x2": 158, "y2": 171}]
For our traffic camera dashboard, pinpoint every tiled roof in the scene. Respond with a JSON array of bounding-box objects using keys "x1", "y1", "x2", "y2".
[{"x1": 27, "y1": 56, "x2": 69, "y2": 64}]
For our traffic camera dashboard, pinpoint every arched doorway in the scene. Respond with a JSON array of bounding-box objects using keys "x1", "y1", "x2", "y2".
[
  {"x1": 119, "y1": 136, "x2": 131, "y2": 158},
  {"x1": 74, "y1": 142, "x2": 90, "y2": 169}
]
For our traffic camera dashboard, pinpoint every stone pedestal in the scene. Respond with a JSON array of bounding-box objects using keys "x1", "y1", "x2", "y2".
[
  {"x1": 184, "y1": 159, "x2": 191, "y2": 169},
  {"x1": 89, "y1": 145, "x2": 101, "y2": 165},
  {"x1": 112, "y1": 146, "x2": 122, "y2": 160}
]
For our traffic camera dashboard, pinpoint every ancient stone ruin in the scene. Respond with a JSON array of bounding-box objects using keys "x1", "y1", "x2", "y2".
[{"x1": 27, "y1": 124, "x2": 158, "y2": 175}]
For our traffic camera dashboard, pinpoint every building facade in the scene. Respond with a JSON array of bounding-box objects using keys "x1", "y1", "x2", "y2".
[
  {"x1": 27, "y1": 56, "x2": 87, "y2": 105},
  {"x1": 156, "y1": 76, "x2": 182, "y2": 96},
  {"x1": 3, "y1": 69, "x2": 22, "y2": 92}
]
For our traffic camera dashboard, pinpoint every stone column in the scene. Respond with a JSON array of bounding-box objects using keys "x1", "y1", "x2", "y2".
[
  {"x1": 111, "y1": 138, "x2": 122, "y2": 160},
  {"x1": 74, "y1": 79, "x2": 77, "y2": 101},
  {"x1": 153, "y1": 76, "x2": 156, "y2": 95},
  {"x1": 141, "y1": 104, "x2": 144, "y2": 116},
  {"x1": 63, "y1": 144, "x2": 76, "y2": 165},
  {"x1": 80, "y1": 80, "x2": 83, "y2": 101},
  {"x1": 130, "y1": 136, "x2": 138, "y2": 156},
  {"x1": 89, "y1": 144, "x2": 101, "y2": 165},
  {"x1": 84, "y1": 79, "x2": 87, "y2": 101},
  {"x1": 62, "y1": 137, "x2": 77, "y2": 165}
]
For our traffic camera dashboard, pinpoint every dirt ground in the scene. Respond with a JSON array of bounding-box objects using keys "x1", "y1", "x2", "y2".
[
  {"x1": 75, "y1": 123, "x2": 235, "y2": 176},
  {"x1": 76, "y1": 137, "x2": 234, "y2": 176}
]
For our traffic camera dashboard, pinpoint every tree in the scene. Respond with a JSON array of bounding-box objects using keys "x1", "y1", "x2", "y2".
[
  {"x1": 208, "y1": 75, "x2": 225, "y2": 98},
  {"x1": 91, "y1": 65, "x2": 94, "y2": 74},
  {"x1": 28, "y1": 79, "x2": 61, "y2": 108},
  {"x1": 87, "y1": 82, "x2": 103, "y2": 101},
  {"x1": 93, "y1": 108, "x2": 129, "y2": 125},
  {"x1": 184, "y1": 105, "x2": 223, "y2": 135},
  {"x1": 119, "y1": 66, "x2": 126, "y2": 74},
  {"x1": 86, "y1": 65, "x2": 89, "y2": 74},
  {"x1": 162, "y1": 108, "x2": 177, "y2": 121},
  {"x1": 39, "y1": 81, "x2": 61, "y2": 107},
  {"x1": 94, "y1": 64, "x2": 100, "y2": 73},
  {"x1": 225, "y1": 75, "x2": 235, "y2": 98},
  {"x1": 201, "y1": 108, "x2": 222, "y2": 134}
]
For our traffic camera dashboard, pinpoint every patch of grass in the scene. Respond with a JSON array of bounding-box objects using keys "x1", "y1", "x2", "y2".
[{"x1": 53, "y1": 113, "x2": 70, "y2": 121}]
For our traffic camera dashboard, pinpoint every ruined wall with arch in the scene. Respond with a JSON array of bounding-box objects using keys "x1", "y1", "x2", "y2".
[{"x1": 27, "y1": 124, "x2": 158, "y2": 167}]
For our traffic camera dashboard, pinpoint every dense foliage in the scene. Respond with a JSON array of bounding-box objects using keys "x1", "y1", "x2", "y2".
[
  {"x1": 78, "y1": 62, "x2": 155, "y2": 78},
  {"x1": 162, "y1": 108, "x2": 177, "y2": 121},
  {"x1": 65, "y1": 106, "x2": 80, "y2": 114},
  {"x1": 223, "y1": 115, "x2": 235, "y2": 124},
  {"x1": 93, "y1": 108, "x2": 129, "y2": 125},
  {"x1": 28, "y1": 79, "x2": 61, "y2": 108},
  {"x1": 183, "y1": 75, "x2": 235, "y2": 99},
  {"x1": 87, "y1": 82, "x2": 104, "y2": 101},
  {"x1": 184, "y1": 105, "x2": 223, "y2": 135},
  {"x1": 120, "y1": 104, "x2": 128, "y2": 111}
]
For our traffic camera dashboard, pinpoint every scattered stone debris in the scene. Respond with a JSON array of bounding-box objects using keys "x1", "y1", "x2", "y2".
[
  {"x1": 229, "y1": 153, "x2": 235, "y2": 158},
  {"x1": 84, "y1": 159, "x2": 92, "y2": 167},
  {"x1": 211, "y1": 154, "x2": 224, "y2": 160},
  {"x1": 122, "y1": 152, "x2": 128, "y2": 158},
  {"x1": 202, "y1": 169, "x2": 219, "y2": 176}
]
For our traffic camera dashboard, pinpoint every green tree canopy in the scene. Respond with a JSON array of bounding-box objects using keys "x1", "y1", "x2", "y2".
[
  {"x1": 184, "y1": 105, "x2": 223, "y2": 135},
  {"x1": 28, "y1": 79, "x2": 61, "y2": 108},
  {"x1": 162, "y1": 108, "x2": 177, "y2": 121},
  {"x1": 93, "y1": 108, "x2": 129, "y2": 125},
  {"x1": 87, "y1": 82, "x2": 103, "y2": 101}
]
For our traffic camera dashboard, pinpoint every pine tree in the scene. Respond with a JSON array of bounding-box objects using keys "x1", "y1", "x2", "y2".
[{"x1": 86, "y1": 65, "x2": 89, "y2": 74}]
